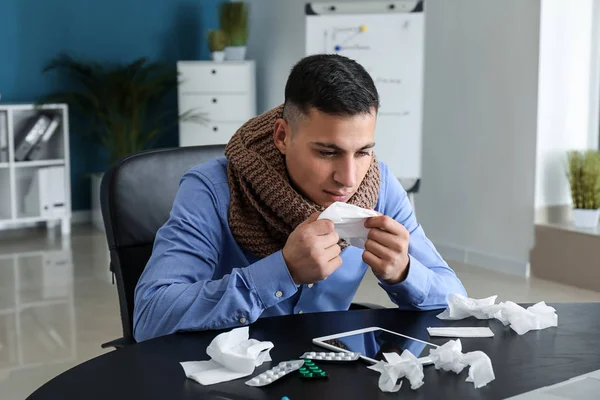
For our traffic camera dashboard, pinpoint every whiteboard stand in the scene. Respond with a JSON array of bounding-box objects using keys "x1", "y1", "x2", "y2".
[{"x1": 305, "y1": 1, "x2": 425, "y2": 210}]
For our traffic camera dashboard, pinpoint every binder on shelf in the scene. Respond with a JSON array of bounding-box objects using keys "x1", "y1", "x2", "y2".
[
  {"x1": 14, "y1": 114, "x2": 51, "y2": 161},
  {"x1": 27, "y1": 115, "x2": 61, "y2": 161},
  {"x1": 24, "y1": 166, "x2": 66, "y2": 218},
  {"x1": 0, "y1": 112, "x2": 7, "y2": 163}
]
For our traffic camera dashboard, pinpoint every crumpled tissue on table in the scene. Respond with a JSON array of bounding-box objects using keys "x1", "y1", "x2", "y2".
[
  {"x1": 367, "y1": 350, "x2": 424, "y2": 392},
  {"x1": 437, "y1": 293, "x2": 558, "y2": 335},
  {"x1": 318, "y1": 201, "x2": 378, "y2": 249},
  {"x1": 429, "y1": 339, "x2": 495, "y2": 388},
  {"x1": 180, "y1": 326, "x2": 273, "y2": 385}
]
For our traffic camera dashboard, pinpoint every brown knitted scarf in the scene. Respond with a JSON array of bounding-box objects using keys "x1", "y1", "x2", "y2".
[{"x1": 225, "y1": 105, "x2": 380, "y2": 258}]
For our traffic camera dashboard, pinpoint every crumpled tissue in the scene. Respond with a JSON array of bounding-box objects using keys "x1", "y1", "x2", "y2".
[
  {"x1": 180, "y1": 326, "x2": 273, "y2": 385},
  {"x1": 318, "y1": 201, "x2": 378, "y2": 249},
  {"x1": 367, "y1": 350, "x2": 424, "y2": 392},
  {"x1": 437, "y1": 293, "x2": 558, "y2": 335},
  {"x1": 429, "y1": 339, "x2": 495, "y2": 388}
]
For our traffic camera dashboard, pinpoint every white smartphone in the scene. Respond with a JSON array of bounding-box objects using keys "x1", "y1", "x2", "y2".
[{"x1": 312, "y1": 326, "x2": 438, "y2": 365}]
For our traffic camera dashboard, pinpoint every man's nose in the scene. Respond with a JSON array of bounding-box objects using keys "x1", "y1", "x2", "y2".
[{"x1": 333, "y1": 157, "x2": 357, "y2": 188}]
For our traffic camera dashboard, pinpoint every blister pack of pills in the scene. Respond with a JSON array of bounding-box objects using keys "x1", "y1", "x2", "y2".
[
  {"x1": 245, "y1": 360, "x2": 305, "y2": 387},
  {"x1": 299, "y1": 351, "x2": 360, "y2": 362},
  {"x1": 298, "y1": 359, "x2": 327, "y2": 380}
]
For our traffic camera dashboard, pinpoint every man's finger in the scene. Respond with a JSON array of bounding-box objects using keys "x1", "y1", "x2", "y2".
[
  {"x1": 307, "y1": 219, "x2": 335, "y2": 236},
  {"x1": 367, "y1": 228, "x2": 405, "y2": 253},
  {"x1": 317, "y1": 231, "x2": 340, "y2": 248},
  {"x1": 326, "y1": 255, "x2": 343, "y2": 273},
  {"x1": 364, "y1": 215, "x2": 405, "y2": 235},
  {"x1": 323, "y1": 243, "x2": 342, "y2": 262},
  {"x1": 362, "y1": 250, "x2": 383, "y2": 270},
  {"x1": 364, "y1": 238, "x2": 394, "y2": 261}
]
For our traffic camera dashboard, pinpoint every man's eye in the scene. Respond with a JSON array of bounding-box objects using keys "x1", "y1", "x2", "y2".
[
  {"x1": 357, "y1": 151, "x2": 371, "y2": 157},
  {"x1": 319, "y1": 151, "x2": 336, "y2": 157}
]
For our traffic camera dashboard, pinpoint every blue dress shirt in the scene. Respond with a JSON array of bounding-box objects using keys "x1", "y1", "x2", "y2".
[{"x1": 133, "y1": 158, "x2": 466, "y2": 341}]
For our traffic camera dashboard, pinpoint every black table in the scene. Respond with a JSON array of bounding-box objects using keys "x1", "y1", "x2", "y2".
[{"x1": 27, "y1": 303, "x2": 600, "y2": 400}]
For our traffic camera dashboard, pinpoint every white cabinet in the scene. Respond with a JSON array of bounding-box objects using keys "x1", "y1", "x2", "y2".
[
  {"x1": 177, "y1": 61, "x2": 256, "y2": 147},
  {"x1": 0, "y1": 104, "x2": 71, "y2": 234}
]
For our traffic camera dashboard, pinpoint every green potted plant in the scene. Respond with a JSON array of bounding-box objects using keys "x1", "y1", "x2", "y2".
[
  {"x1": 38, "y1": 53, "x2": 206, "y2": 230},
  {"x1": 219, "y1": 1, "x2": 249, "y2": 61},
  {"x1": 208, "y1": 29, "x2": 227, "y2": 62},
  {"x1": 567, "y1": 149, "x2": 600, "y2": 228}
]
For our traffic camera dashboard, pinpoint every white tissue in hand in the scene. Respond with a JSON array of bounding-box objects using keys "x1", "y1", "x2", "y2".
[
  {"x1": 437, "y1": 293, "x2": 558, "y2": 335},
  {"x1": 429, "y1": 339, "x2": 495, "y2": 388},
  {"x1": 367, "y1": 350, "x2": 424, "y2": 392},
  {"x1": 318, "y1": 202, "x2": 378, "y2": 249},
  {"x1": 180, "y1": 326, "x2": 273, "y2": 385}
]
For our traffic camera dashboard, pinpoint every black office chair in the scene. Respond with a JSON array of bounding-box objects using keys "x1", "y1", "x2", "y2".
[{"x1": 100, "y1": 146, "x2": 382, "y2": 349}]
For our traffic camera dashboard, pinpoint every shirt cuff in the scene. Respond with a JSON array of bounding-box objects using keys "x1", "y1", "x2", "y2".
[
  {"x1": 245, "y1": 250, "x2": 298, "y2": 309},
  {"x1": 379, "y1": 255, "x2": 431, "y2": 306}
]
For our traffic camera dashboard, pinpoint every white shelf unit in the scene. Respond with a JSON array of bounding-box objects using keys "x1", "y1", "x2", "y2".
[
  {"x1": 177, "y1": 60, "x2": 256, "y2": 146},
  {"x1": 0, "y1": 104, "x2": 71, "y2": 234},
  {"x1": 0, "y1": 250, "x2": 76, "y2": 375}
]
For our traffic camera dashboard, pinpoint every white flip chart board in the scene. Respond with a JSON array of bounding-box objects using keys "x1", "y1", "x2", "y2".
[{"x1": 305, "y1": 1, "x2": 425, "y2": 182}]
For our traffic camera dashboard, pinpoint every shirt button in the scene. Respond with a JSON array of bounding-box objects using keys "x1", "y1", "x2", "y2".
[
  {"x1": 307, "y1": 284, "x2": 314, "y2": 288},
  {"x1": 275, "y1": 291, "x2": 283, "y2": 298},
  {"x1": 239, "y1": 317, "x2": 247, "y2": 324}
]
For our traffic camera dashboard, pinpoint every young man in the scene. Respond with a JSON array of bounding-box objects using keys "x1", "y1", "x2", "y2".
[{"x1": 133, "y1": 54, "x2": 466, "y2": 342}]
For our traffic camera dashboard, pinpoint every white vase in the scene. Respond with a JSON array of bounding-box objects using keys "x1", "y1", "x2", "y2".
[
  {"x1": 572, "y1": 208, "x2": 600, "y2": 228},
  {"x1": 211, "y1": 51, "x2": 225, "y2": 62},
  {"x1": 91, "y1": 173, "x2": 105, "y2": 232},
  {"x1": 224, "y1": 46, "x2": 247, "y2": 61}
]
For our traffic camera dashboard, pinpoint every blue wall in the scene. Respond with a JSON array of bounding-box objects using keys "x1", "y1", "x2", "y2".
[{"x1": 0, "y1": 0, "x2": 225, "y2": 210}]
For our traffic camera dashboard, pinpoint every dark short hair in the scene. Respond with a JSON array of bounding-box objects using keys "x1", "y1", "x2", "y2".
[{"x1": 283, "y1": 54, "x2": 379, "y2": 124}]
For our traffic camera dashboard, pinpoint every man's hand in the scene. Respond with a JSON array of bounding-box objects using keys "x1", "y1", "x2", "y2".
[
  {"x1": 363, "y1": 214, "x2": 410, "y2": 284},
  {"x1": 282, "y1": 212, "x2": 342, "y2": 285}
]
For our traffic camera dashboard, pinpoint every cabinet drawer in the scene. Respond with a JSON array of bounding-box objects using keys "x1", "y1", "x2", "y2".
[
  {"x1": 179, "y1": 94, "x2": 254, "y2": 122},
  {"x1": 179, "y1": 121, "x2": 242, "y2": 147},
  {"x1": 178, "y1": 62, "x2": 254, "y2": 93}
]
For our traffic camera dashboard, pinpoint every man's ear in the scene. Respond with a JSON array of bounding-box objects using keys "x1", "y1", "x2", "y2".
[{"x1": 273, "y1": 118, "x2": 290, "y2": 155}]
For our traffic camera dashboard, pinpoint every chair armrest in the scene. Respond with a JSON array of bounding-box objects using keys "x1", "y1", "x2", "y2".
[
  {"x1": 349, "y1": 302, "x2": 387, "y2": 310},
  {"x1": 101, "y1": 336, "x2": 136, "y2": 349}
]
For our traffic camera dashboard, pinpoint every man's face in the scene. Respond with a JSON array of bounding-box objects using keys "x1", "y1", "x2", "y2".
[{"x1": 274, "y1": 107, "x2": 377, "y2": 207}]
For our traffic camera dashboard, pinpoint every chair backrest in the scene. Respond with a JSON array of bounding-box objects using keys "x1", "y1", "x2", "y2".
[{"x1": 100, "y1": 145, "x2": 225, "y2": 341}]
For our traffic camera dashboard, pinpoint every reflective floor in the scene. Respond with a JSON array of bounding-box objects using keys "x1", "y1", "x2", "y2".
[{"x1": 1, "y1": 224, "x2": 599, "y2": 399}]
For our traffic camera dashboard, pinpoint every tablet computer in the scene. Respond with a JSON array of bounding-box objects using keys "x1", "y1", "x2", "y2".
[{"x1": 312, "y1": 326, "x2": 438, "y2": 365}]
